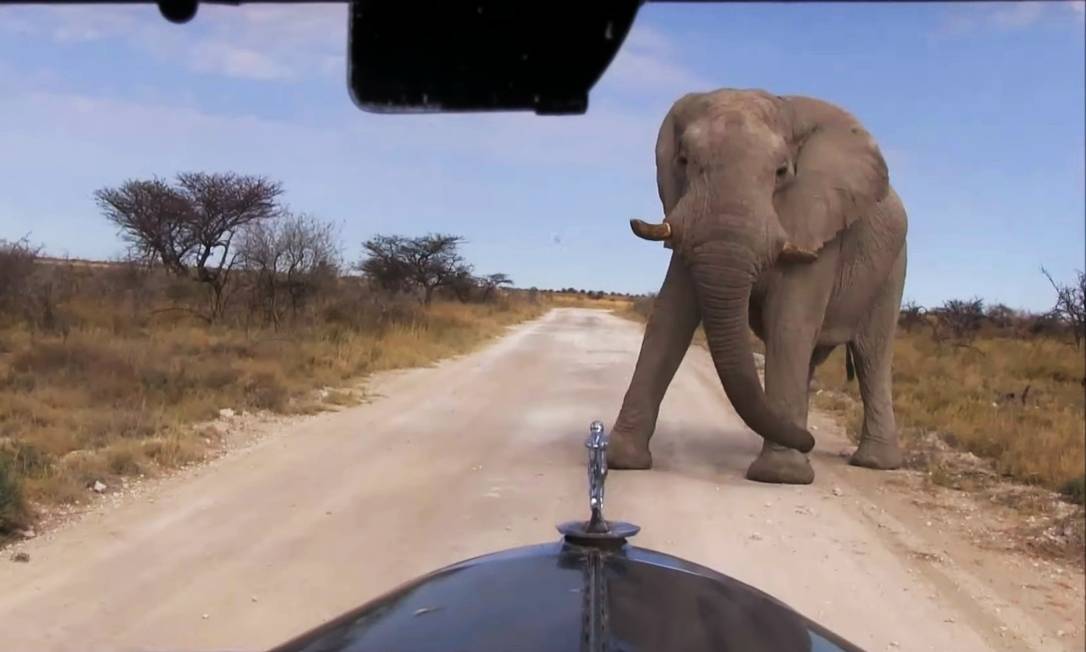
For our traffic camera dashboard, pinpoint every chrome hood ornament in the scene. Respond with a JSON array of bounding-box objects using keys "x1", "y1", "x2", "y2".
[
  {"x1": 586, "y1": 420, "x2": 608, "y2": 531},
  {"x1": 557, "y1": 421, "x2": 640, "y2": 546}
]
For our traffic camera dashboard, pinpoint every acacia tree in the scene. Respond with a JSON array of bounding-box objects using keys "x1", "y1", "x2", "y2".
[
  {"x1": 1042, "y1": 267, "x2": 1086, "y2": 348},
  {"x1": 359, "y1": 233, "x2": 472, "y2": 305},
  {"x1": 95, "y1": 172, "x2": 282, "y2": 321},
  {"x1": 358, "y1": 235, "x2": 413, "y2": 294},
  {"x1": 479, "y1": 273, "x2": 513, "y2": 302},
  {"x1": 446, "y1": 272, "x2": 513, "y2": 303}
]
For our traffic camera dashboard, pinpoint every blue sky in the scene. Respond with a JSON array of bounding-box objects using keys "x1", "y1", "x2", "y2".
[{"x1": 1, "y1": 2, "x2": 1083, "y2": 311}]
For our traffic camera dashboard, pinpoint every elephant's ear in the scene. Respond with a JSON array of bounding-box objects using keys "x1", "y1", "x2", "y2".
[
  {"x1": 655, "y1": 105, "x2": 684, "y2": 213},
  {"x1": 774, "y1": 96, "x2": 889, "y2": 261}
]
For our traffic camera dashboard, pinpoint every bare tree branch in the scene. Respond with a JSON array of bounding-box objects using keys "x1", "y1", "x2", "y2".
[
  {"x1": 239, "y1": 212, "x2": 340, "y2": 326},
  {"x1": 1042, "y1": 267, "x2": 1085, "y2": 349}
]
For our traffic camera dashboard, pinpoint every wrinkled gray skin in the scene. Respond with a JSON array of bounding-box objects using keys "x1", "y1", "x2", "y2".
[{"x1": 608, "y1": 89, "x2": 908, "y2": 484}]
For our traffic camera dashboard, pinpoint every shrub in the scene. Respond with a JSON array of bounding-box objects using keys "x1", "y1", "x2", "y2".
[
  {"x1": 238, "y1": 213, "x2": 341, "y2": 327},
  {"x1": 142, "y1": 436, "x2": 204, "y2": 468},
  {"x1": 107, "y1": 445, "x2": 146, "y2": 476},
  {"x1": 934, "y1": 298, "x2": 985, "y2": 342},
  {"x1": 0, "y1": 440, "x2": 54, "y2": 479},
  {"x1": 244, "y1": 370, "x2": 289, "y2": 411},
  {"x1": 984, "y1": 303, "x2": 1016, "y2": 332},
  {"x1": 0, "y1": 237, "x2": 40, "y2": 324},
  {"x1": 1024, "y1": 311, "x2": 1067, "y2": 339},
  {"x1": 898, "y1": 300, "x2": 926, "y2": 332},
  {"x1": 0, "y1": 456, "x2": 29, "y2": 534},
  {"x1": 1062, "y1": 475, "x2": 1086, "y2": 506}
]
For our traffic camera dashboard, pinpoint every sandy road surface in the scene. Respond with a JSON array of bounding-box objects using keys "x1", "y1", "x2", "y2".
[{"x1": 1, "y1": 308, "x2": 1081, "y2": 652}]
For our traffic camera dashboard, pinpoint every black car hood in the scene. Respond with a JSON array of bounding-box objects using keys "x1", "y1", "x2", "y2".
[{"x1": 268, "y1": 539, "x2": 863, "y2": 652}]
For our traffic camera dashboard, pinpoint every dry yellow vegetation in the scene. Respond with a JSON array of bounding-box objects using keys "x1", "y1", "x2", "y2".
[
  {"x1": 546, "y1": 292, "x2": 634, "y2": 311},
  {"x1": 813, "y1": 332, "x2": 1085, "y2": 497},
  {"x1": 0, "y1": 264, "x2": 546, "y2": 535},
  {"x1": 618, "y1": 296, "x2": 1085, "y2": 501}
]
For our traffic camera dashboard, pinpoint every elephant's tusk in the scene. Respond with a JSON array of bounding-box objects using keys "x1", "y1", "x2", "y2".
[
  {"x1": 779, "y1": 242, "x2": 819, "y2": 264},
  {"x1": 629, "y1": 219, "x2": 672, "y2": 242}
]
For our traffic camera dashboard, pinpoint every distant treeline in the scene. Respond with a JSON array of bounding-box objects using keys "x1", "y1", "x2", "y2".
[{"x1": 899, "y1": 285, "x2": 1085, "y2": 349}]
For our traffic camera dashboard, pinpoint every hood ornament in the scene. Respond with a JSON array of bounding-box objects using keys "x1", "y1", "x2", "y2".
[{"x1": 557, "y1": 421, "x2": 640, "y2": 546}]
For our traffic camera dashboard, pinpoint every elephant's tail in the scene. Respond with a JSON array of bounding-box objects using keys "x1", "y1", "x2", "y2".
[{"x1": 845, "y1": 344, "x2": 856, "y2": 383}]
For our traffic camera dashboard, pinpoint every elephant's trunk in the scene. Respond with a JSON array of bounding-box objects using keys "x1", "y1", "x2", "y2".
[{"x1": 688, "y1": 240, "x2": 816, "y2": 453}]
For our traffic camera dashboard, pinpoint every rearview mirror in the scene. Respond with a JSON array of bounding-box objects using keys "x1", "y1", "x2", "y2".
[{"x1": 347, "y1": 0, "x2": 643, "y2": 115}]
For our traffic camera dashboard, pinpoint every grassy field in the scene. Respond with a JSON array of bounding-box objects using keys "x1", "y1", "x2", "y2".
[
  {"x1": 618, "y1": 295, "x2": 1085, "y2": 502},
  {"x1": 547, "y1": 293, "x2": 633, "y2": 311},
  {"x1": 0, "y1": 265, "x2": 547, "y2": 536},
  {"x1": 3, "y1": 270, "x2": 1081, "y2": 538},
  {"x1": 812, "y1": 332, "x2": 1085, "y2": 498}
]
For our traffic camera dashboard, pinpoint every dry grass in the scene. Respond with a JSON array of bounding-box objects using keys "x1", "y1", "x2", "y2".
[
  {"x1": 812, "y1": 333, "x2": 1085, "y2": 497},
  {"x1": 546, "y1": 292, "x2": 634, "y2": 312},
  {"x1": 615, "y1": 295, "x2": 1085, "y2": 501},
  {"x1": 613, "y1": 294, "x2": 654, "y2": 322},
  {"x1": 0, "y1": 273, "x2": 546, "y2": 535},
  {"x1": 614, "y1": 293, "x2": 711, "y2": 349},
  {"x1": 0, "y1": 456, "x2": 27, "y2": 534}
]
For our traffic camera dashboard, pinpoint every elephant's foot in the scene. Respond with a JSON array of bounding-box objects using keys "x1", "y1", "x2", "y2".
[
  {"x1": 606, "y1": 431, "x2": 653, "y2": 470},
  {"x1": 849, "y1": 439, "x2": 902, "y2": 470},
  {"x1": 745, "y1": 446, "x2": 815, "y2": 485}
]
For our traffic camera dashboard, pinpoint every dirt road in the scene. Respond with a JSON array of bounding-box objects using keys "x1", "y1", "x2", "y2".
[{"x1": 1, "y1": 308, "x2": 1081, "y2": 651}]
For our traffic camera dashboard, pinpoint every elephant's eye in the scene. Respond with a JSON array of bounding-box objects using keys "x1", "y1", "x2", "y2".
[
  {"x1": 776, "y1": 164, "x2": 790, "y2": 179},
  {"x1": 677, "y1": 154, "x2": 688, "y2": 167}
]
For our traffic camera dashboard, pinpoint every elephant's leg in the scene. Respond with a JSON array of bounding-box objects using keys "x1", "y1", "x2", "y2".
[
  {"x1": 745, "y1": 319, "x2": 821, "y2": 485},
  {"x1": 609, "y1": 255, "x2": 700, "y2": 469},
  {"x1": 849, "y1": 251, "x2": 906, "y2": 470}
]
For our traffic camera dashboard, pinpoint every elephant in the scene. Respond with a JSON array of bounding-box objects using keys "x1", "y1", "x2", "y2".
[{"x1": 607, "y1": 88, "x2": 908, "y2": 485}]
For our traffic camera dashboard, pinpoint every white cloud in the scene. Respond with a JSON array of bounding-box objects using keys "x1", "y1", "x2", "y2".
[
  {"x1": 990, "y1": 2, "x2": 1046, "y2": 29},
  {"x1": 600, "y1": 23, "x2": 711, "y2": 98},
  {"x1": 0, "y1": 86, "x2": 660, "y2": 203},
  {"x1": 0, "y1": 4, "x2": 346, "y2": 82},
  {"x1": 1, "y1": 5, "x2": 144, "y2": 42},
  {"x1": 933, "y1": 1, "x2": 1085, "y2": 37},
  {"x1": 194, "y1": 4, "x2": 346, "y2": 81},
  {"x1": 190, "y1": 41, "x2": 294, "y2": 81}
]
